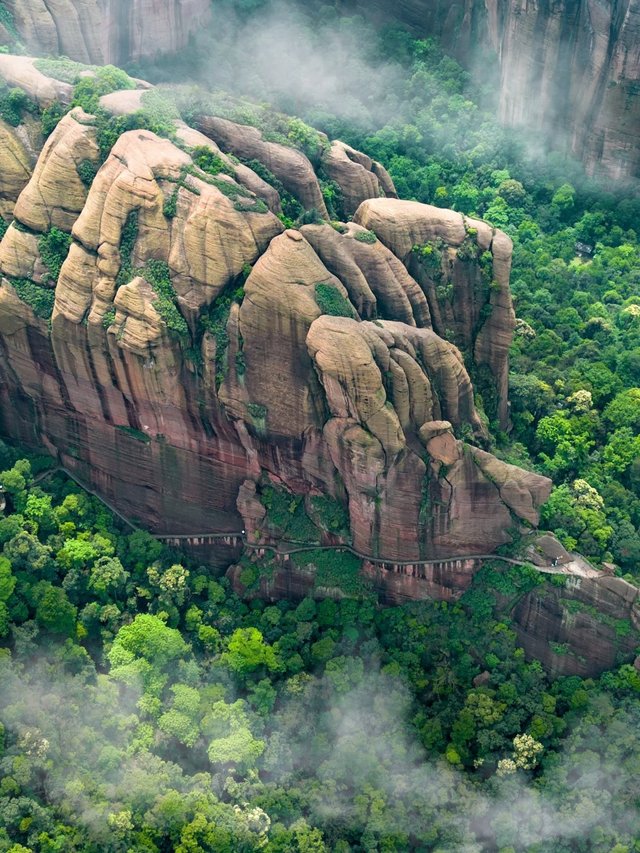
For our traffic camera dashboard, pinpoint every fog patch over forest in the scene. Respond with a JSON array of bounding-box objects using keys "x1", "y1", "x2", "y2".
[{"x1": 3, "y1": 646, "x2": 640, "y2": 849}]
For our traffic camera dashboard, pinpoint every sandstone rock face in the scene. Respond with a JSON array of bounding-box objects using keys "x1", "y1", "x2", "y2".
[
  {"x1": 355, "y1": 199, "x2": 515, "y2": 429},
  {"x1": 490, "y1": 0, "x2": 640, "y2": 181},
  {"x1": 13, "y1": 108, "x2": 98, "y2": 233},
  {"x1": 4, "y1": 0, "x2": 211, "y2": 65},
  {"x1": 0, "y1": 120, "x2": 33, "y2": 219},
  {"x1": 348, "y1": 0, "x2": 640, "y2": 181},
  {"x1": 513, "y1": 575, "x2": 640, "y2": 677},
  {"x1": 197, "y1": 115, "x2": 330, "y2": 217},
  {"x1": 321, "y1": 140, "x2": 397, "y2": 216},
  {"x1": 0, "y1": 61, "x2": 550, "y2": 567},
  {"x1": 0, "y1": 55, "x2": 73, "y2": 107}
]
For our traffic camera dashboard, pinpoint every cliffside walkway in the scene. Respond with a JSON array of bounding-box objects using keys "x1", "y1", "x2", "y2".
[
  {"x1": 34, "y1": 466, "x2": 599, "y2": 581},
  {"x1": 154, "y1": 532, "x2": 599, "y2": 579}
]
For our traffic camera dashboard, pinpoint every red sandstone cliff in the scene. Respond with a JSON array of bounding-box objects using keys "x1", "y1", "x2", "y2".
[
  {"x1": 348, "y1": 0, "x2": 640, "y2": 181},
  {"x1": 1, "y1": 0, "x2": 211, "y2": 65},
  {"x1": 0, "y1": 57, "x2": 551, "y2": 563}
]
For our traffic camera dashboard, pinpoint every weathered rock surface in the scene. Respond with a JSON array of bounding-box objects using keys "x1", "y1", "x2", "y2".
[
  {"x1": 347, "y1": 0, "x2": 640, "y2": 181},
  {"x1": 196, "y1": 115, "x2": 330, "y2": 218},
  {"x1": 13, "y1": 108, "x2": 98, "y2": 233},
  {"x1": 321, "y1": 140, "x2": 397, "y2": 216},
  {"x1": 513, "y1": 575, "x2": 640, "y2": 677},
  {"x1": 4, "y1": 0, "x2": 211, "y2": 65},
  {"x1": 1, "y1": 61, "x2": 635, "y2": 674},
  {"x1": 300, "y1": 222, "x2": 430, "y2": 326},
  {"x1": 0, "y1": 63, "x2": 549, "y2": 565},
  {"x1": 356, "y1": 199, "x2": 515, "y2": 429},
  {"x1": 0, "y1": 54, "x2": 73, "y2": 106},
  {"x1": 0, "y1": 120, "x2": 33, "y2": 219}
]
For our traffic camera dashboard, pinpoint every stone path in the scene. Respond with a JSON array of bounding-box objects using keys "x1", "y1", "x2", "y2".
[{"x1": 31, "y1": 465, "x2": 600, "y2": 580}]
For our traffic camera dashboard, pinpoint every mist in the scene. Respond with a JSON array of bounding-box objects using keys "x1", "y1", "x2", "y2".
[
  {"x1": 3, "y1": 648, "x2": 639, "y2": 849},
  {"x1": 130, "y1": 0, "x2": 596, "y2": 192},
  {"x1": 136, "y1": 0, "x2": 501, "y2": 137}
]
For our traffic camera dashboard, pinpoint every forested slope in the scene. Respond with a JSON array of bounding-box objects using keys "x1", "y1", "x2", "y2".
[{"x1": 0, "y1": 7, "x2": 639, "y2": 852}]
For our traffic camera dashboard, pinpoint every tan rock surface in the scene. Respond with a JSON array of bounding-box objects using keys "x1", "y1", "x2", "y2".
[
  {"x1": 307, "y1": 316, "x2": 405, "y2": 456},
  {"x1": 5, "y1": 0, "x2": 210, "y2": 66},
  {"x1": 321, "y1": 140, "x2": 397, "y2": 216},
  {"x1": 176, "y1": 124, "x2": 282, "y2": 213},
  {"x1": 0, "y1": 120, "x2": 33, "y2": 219},
  {"x1": 112, "y1": 275, "x2": 164, "y2": 357},
  {"x1": 419, "y1": 420, "x2": 453, "y2": 443},
  {"x1": 65, "y1": 128, "x2": 282, "y2": 324},
  {"x1": 469, "y1": 446, "x2": 552, "y2": 526},
  {"x1": 0, "y1": 225, "x2": 48, "y2": 283},
  {"x1": 356, "y1": 198, "x2": 515, "y2": 429},
  {"x1": 98, "y1": 89, "x2": 146, "y2": 116},
  {"x1": 0, "y1": 55, "x2": 73, "y2": 106},
  {"x1": 301, "y1": 222, "x2": 430, "y2": 326},
  {"x1": 239, "y1": 230, "x2": 329, "y2": 438},
  {"x1": 197, "y1": 115, "x2": 329, "y2": 217},
  {"x1": 13, "y1": 108, "x2": 99, "y2": 233}
]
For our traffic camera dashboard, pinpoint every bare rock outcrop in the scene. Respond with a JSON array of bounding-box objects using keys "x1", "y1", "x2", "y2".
[
  {"x1": 0, "y1": 62, "x2": 550, "y2": 568},
  {"x1": 321, "y1": 140, "x2": 397, "y2": 216},
  {"x1": 197, "y1": 115, "x2": 330, "y2": 217},
  {"x1": 12, "y1": 107, "x2": 98, "y2": 233},
  {"x1": 0, "y1": 120, "x2": 33, "y2": 219},
  {"x1": 355, "y1": 198, "x2": 515, "y2": 429},
  {"x1": 0, "y1": 54, "x2": 73, "y2": 106},
  {"x1": 300, "y1": 222, "x2": 430, "y2": 326},
  {"x1": 4, "y1": 0, "x2": 211, "y2": 66},
  {"x1": 513, "y1": 575, "x2": 640, "y2": 677}
]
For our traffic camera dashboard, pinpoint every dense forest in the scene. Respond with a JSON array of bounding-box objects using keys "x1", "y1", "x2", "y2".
[
  {"x1": 0, "y1": 2, "x2": 639, "y2": 850},
  {"x1": 1, "y1": 447, "x2": 640, "y2": 851}
]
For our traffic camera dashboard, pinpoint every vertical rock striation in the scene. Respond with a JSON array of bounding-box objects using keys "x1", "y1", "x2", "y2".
[
  {"x1": 348, "y1": 0, "x2": 640, "y2": 180},
  {"x1": 0, "y1": 63, "x2": 551, "y2": 565},
  {"x1": 4, "y1": 0, "x2": 211, "y2": 65}
]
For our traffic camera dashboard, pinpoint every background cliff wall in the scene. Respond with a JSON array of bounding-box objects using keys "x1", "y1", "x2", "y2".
[
  {"x1": 0, "y1": 0, "x2": 211, "y2": 65},
  {"x1": 347, "y1": 0, "x2": 640, "y2": 181},
  {"x1": 3, "y1": 0, "x2": 639, "y2": 179}
]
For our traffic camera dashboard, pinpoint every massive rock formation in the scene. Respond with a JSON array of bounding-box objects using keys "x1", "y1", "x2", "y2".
[
  {"x1": 1, "y1": 0, "x2": 210, "y2": 65},
  {"x1": 513, "y1": 574, "x2": 640, "y2": 677},
  {"x1": 0, "y1": 58, "x2": 551, "y2": 564},
  {"x1": 0, "y1": 58, "x2": 637, "y2": 678},
  {"x1": 347, "y1": 0, "x2": 640, "y2": 181}
]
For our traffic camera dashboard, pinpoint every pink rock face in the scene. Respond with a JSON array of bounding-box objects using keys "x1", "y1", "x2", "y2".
[
  {"x1": 6, "y1": 0, "x2": 211, "y2": 65},
  {"x1": 0, "y1": 74, "x2": 551, "y2": 565}
]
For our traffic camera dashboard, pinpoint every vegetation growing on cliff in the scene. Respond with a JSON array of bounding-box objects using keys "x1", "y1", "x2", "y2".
[
  {"x1": 0, "y1": 8, "x2": 640, "y2": 850},
  {"x1": 9, "y1": 278, "x2": 55, "y2": 319},
  {"x1": 314, "y1": 282, "x2": 355, "y2": 318}
]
